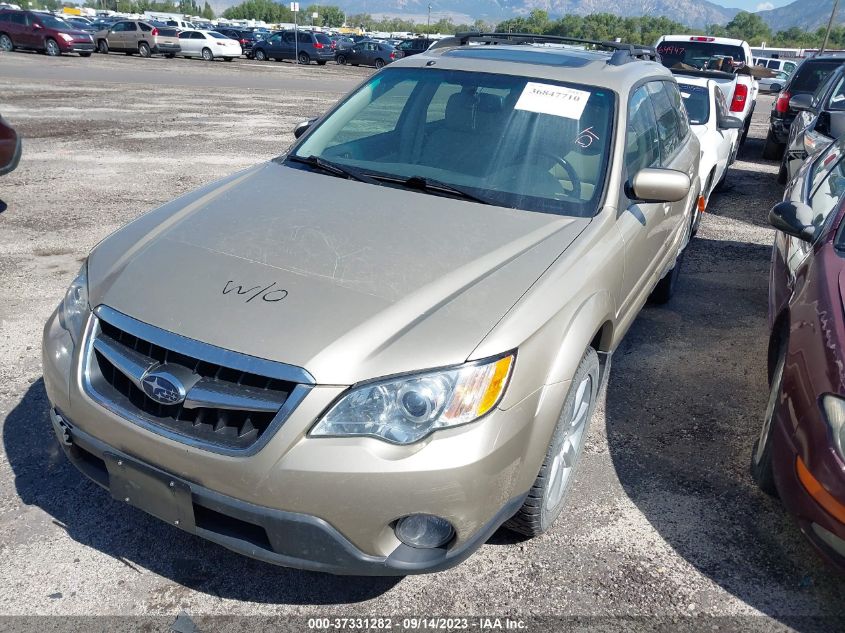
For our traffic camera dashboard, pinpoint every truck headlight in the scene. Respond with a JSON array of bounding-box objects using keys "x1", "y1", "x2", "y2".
[
  {"x1": 311, "y1": 354, "x2": 515, "y2": 445},
  {"x1": 58, "y1": 263, "x2": 89, "y2": 343}
]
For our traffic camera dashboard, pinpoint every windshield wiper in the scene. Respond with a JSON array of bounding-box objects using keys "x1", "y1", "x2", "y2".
[
  {"x1": 287, "y1": 154, "x2": 380, "y2": 185},
  {"x1": 378, "y1": 175, "x2": 496, "y2": 206}
]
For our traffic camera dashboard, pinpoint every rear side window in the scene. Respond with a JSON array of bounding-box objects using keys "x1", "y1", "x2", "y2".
[
  {"x1": 139, "y1": 23, "x2": 151, "y2": 32},
  {"x1": 791, "y1": 61, "x2": 843, "y2": 93},
  {"x1": 316, "y1": 34, "x2": 331, "y2": 45},
  {"x1": 10, "y1": 12, "x2": 28, "y2": 25},
  {"x1": 298, "y1": 32, "x2": 312, "y2": 43},
  {"x1": 828, "y1": 75, "x2": 845, "y2": 111},
  {"x1": 626, "y1": 85, "x2": 661, "y2": 175},
  {"x1": 785, "y1": 61, "x2": 797, "y2": 73},
  {"x1": 0, "y1": 12, "x2": 10, "y2": 23},
  {"x1": 124, "y1": 22, "x2": 137, "y2": 31}
]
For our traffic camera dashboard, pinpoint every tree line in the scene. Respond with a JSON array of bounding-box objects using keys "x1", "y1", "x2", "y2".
[{"x1": 23, "y1": 0, "x2": 845, "y2": 49}]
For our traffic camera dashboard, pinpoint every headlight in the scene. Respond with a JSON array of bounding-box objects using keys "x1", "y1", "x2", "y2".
[
  {"x1": 58, "y1": 33, "x2": 74, "y2": 43},
  {"x1": 823, "y1": 395, "x2": 845, "y2": 460},
  {"x1": 58, "y1": 263, "x2": 89, "y2": 343},
  {"x1": 311, "y1": 354, "x2": 515, "y2": 444}
]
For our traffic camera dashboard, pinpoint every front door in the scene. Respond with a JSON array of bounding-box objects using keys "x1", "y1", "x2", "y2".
[{"x1": 616, "y1": 83, "x2": 678, "y2": 314}]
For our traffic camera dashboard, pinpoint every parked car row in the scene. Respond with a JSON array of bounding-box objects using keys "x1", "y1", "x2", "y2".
[{"x1": 0, "y1": 8, "x2": 421, "y2": 68}]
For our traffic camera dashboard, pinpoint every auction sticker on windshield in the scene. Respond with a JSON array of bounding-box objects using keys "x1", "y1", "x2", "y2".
[{"x1": 514, "y1": 82, "x2": 591, "y2": 119}]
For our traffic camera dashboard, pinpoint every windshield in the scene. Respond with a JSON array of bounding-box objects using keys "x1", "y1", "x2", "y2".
[
  {"x1": 678, "y1": 84, "x2": 709, "y2": 125},
  {"x1": 291, "y1": 67, "x2": 614, "y2": 217},
  {"x1": 657, "y1": 40, "x2": 746, "y2": 71},
  {"x1": 792, "y1": 60, "x2": 844, "y2": 94},
  {"x1": 39, "y1": 15, "x2": 71, "y2": 29}
]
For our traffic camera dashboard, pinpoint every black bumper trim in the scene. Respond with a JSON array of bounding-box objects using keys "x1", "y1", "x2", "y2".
[{"x1": 51, "y1": 409, "x2": 526, "y2": 576}]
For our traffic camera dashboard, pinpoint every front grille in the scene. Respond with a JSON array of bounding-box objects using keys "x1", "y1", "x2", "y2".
[{"x1": 84, "y1": 308, "x2": 309, "y2": 452}]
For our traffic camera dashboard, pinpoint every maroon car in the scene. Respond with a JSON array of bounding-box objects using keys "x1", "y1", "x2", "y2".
[
  {"x1": 753, "y1": 137, "x2": 845, "y2": 569},
  {"x1": 0, "y1": 10, "x2": 95, "y2": 57}
]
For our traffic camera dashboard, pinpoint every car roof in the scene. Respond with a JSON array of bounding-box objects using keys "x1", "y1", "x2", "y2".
[{"x1": 393, "y1": 35, "x2": 670, "y2": 92}]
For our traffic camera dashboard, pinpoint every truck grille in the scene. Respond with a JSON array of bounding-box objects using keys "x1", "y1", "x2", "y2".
[{"x1": 83, "y1": 306, "x2": 313, "y2": 454}]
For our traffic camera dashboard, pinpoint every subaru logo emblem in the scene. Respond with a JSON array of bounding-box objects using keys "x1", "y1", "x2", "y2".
[{"x1": 141, "y1": 372, "x2": 185, "y2": 406}]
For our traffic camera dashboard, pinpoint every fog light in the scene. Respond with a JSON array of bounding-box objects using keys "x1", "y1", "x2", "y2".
[{"x1": 395, "y1": 514, "x2": 454, "y2": 549}]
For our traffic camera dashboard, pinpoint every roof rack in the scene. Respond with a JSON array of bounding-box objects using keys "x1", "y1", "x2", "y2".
[{"x1": 429, "y1": 32, "x2": 661, "y2": 66}]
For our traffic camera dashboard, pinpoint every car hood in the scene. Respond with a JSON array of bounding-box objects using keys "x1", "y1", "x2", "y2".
[{"x1": 88, "y1": 161, "x2": 589, "y2": 385}]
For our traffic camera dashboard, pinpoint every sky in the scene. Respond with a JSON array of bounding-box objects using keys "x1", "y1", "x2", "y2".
[{"x1": 712, "y1": 0, "x2": 793, "y2": 10}]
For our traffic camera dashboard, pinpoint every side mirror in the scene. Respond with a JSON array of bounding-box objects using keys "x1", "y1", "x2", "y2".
[
  {"x1": 769, "y1": 200, "x2": 817, "y2": 242},
  {"x1": 789, "y1": 93, "x2": 814, "y2": 112},
  {"x1": 32, "y1": 23, "x2": 43, "y2": 30},
  {"x1": 0, "y1": 117, "x2": 21, "y2": 177},
  {"x1": 629, "y1": 168, "x2": 691, "y2": 203},
  {"x1": 718, "y1": 115, "x2": 744, "y2": 130},
  {"x1": 293, "y1": 119, "x2": 315, "y2": 139}
]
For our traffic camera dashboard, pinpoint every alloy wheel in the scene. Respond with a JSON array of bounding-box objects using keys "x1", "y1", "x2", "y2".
[{"x1": 544, "y1": 374, "x2": 593, "y2": 510}]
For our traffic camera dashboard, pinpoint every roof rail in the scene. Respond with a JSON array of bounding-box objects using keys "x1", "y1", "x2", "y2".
[{"x1": 429, "y1": 32, "x2": 661, "y2": 66}]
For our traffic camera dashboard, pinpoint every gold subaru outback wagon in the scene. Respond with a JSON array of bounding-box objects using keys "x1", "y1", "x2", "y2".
[{"x1": 43, "y1": 33, "x2": 701, "y2": 575}]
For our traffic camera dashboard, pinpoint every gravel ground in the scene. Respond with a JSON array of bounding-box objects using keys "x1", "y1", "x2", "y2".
[{"x1": 1, "y1": 53, "x2": 844, "y2": 631}]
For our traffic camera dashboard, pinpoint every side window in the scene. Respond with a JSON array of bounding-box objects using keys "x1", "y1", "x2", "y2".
[
  {"x1": 828, "y1": 75, "x2": 845, "y2": 111},
  {"x1": 9, "y1": 13, "x2": 25, "y2": 25},
  {"x1": 125, "y1": 22, "x2": 137, "y2": 31},
  {"x1": 810, "y1": 142, "x2": 844, "y2": 193},
  {"x1": 139, "y1": 23, "x2": 151, "y2": 32},
  {"x1": 178, "y1": 31, "x2": 190, "y2": 39},
  {"x1": 647, "y1": 81, "x2": 682, "y2": 162},
  {"x1": 298, "y1": 32, "x2": 310, "y2": 44},
  {"x1": 626, "y1": 85, "x2": 661, "y2": 175},
  {"x1": 110, "y1": 22, "x2": 124, "y2": 32},
  {"x1": 0, "y1": 13, "x2": 9, "y2": 23},
  {"x1": 666, "y1": 82, "x2": 690, "y2": 138},
  {"x1": 809, "y1": 157, "x2": 845, "y2": 235},
  {"x1": 785, "y1": 61, "x2": 797, "y2": 74},
  {"x1": 192, "y1": 32, "x2": 205, "y2": 39}
]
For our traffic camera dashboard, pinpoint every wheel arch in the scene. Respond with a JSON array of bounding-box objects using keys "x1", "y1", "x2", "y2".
[{"x1": 768, "y1": 308, "x2": 790, "y2": 385}]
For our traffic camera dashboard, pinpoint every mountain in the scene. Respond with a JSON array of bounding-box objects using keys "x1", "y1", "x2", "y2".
[
  {"x1": 210, "y1": 0, "x2": 742, "y2": 28},
  {"x1": 757, "y1": 0, "x2": 844, "y2": 32}
]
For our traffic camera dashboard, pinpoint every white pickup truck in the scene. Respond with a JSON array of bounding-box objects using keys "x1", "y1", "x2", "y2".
[{"x1": 655, "y1": 35, "x2": 759, "y2": 147}]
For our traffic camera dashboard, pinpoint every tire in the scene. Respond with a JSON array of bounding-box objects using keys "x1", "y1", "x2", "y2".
[
  {"x1": 201, "y1": 47, "x2": 213, "y2": 62},
  {"x1": 336, "y1": 54, "x2": 346, "y2": 65},
  {"x1": 138, "y1": 42, "x2": 151, "y2": 58},
  {"x1": 254, "y1": 49, "x2": 266, "y2": 61},
  {"x1": 0, "y1": 34, "x2": 14, "y2": 52},
  {"x1": 97, "y1": 39, "x2": 108, "y2": 54},
  {"x1": 316, "y1": 60, "x2": 326, "y2": 65},
  {"x1": 649, "y1": 251, "x2": 684, "y2": 304},
  {"x1": 740, "y1": 116, "x2": 751, "y2": 147},
  {"x1": 79, "y1": 52, "x2": 92, "y2": 57},
  {"x1": 374, "y1": 58, "x2": 385, "y2": 69},
  {"x1": 44, "y1": 38, "x2": 61, "y2": 57},
  {"x1": 762, "y1": 130, "x2": 785, "y2": 160},
  {"x1": 297, "y1": 51, "x2": 309, "y2": 64},
  {"x1": 505, "y1": 347, "x2": 600, "y2": 537},
  {"x1": 751, "y1": 339, "x2": 786, "y2": 497},
  {"x1": 777, "y1": 152, "x2": 789, "y2": 185}
]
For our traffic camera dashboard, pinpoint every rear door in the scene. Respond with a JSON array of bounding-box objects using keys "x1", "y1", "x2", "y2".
[
  {"x1": 123, "y1": 20, "x2": 139, "y2": 51},
  {"x1": 178, "y1": 30, "x2": 198, "y2": 56},
  {"x1": 280, "y1": 31, "x2": 296, "y2": 59},
  {"x1": 7, "y1": 12, "x2": 30, "y2": 48}
]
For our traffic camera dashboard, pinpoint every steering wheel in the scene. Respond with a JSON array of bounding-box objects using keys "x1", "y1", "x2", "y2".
[{"x1": 517, "y1": 150, "x2": 582, "y2": 199}]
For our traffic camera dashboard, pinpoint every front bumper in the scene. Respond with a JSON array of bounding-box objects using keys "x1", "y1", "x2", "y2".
[
  {"x1": 42, "y1": 308, "x2": 555, "y2": 574},
  {"x1": 769, "y1": 115, "x2": 793, "y2": 145},
  {"x1": 52, "y1": 410, "x2": 525, "y2": 575},
  {"x1": 60, "y1": 41, "x2": 95, "y2": 53},
  {"x1": 772, "y1": 407, "x2": 845, "y2": 571}
]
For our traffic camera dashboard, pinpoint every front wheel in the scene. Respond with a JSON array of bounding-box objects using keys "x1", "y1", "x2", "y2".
[
  {"x1": 336, "y1": 54, "x2": 346, "y2": 65},
  {"x1": 505, "y1": 347, "x2": 600, "y2": 537},
  {"x1": 297, "y1": 51, "x2": 309, "y2": 64},
  {"x1": 374, "y1": 58, "x2": 385, "y2": 69},
  {"x1": 0, "y1": 34, "x2": 14, "y2": 52},
  {"x1": 201, "y1": 47, "x2": 213, "y2": 61},
  {"x1": 44, "y1": 38, "x2": 61, "y2": 57},
  {"x1": 254, "y1": 49, "x2": 266, "y2": 61},
  {"x1": 138, "y1": 42, "x2": 151, "y2": 58},
  {"x1": 97, "y1": 39, "x2": 108, "y2": 54},
  {"x1": 751, "y1": 341, "x2": 786, "y2": 496}
]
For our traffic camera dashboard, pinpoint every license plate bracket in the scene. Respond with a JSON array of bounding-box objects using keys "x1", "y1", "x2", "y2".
[{"x1": 104, "y1": 453, "x2": 195, "y2": 530}]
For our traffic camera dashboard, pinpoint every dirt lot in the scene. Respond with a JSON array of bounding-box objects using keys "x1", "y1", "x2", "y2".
[{"x1": 1, "y1": 52, "x2": 845, "y2": 630}]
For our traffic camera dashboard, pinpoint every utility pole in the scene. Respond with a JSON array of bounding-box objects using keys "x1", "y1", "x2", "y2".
[
  {"x1": 821, "y1": 0, "x2": 841, "y2": 54},
  {"x1": 427, "y1": 4, "x2": 431, "y2": 34},
  {"x1": 291, "y1": 2, "x2": 299, "y2": 62}
]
